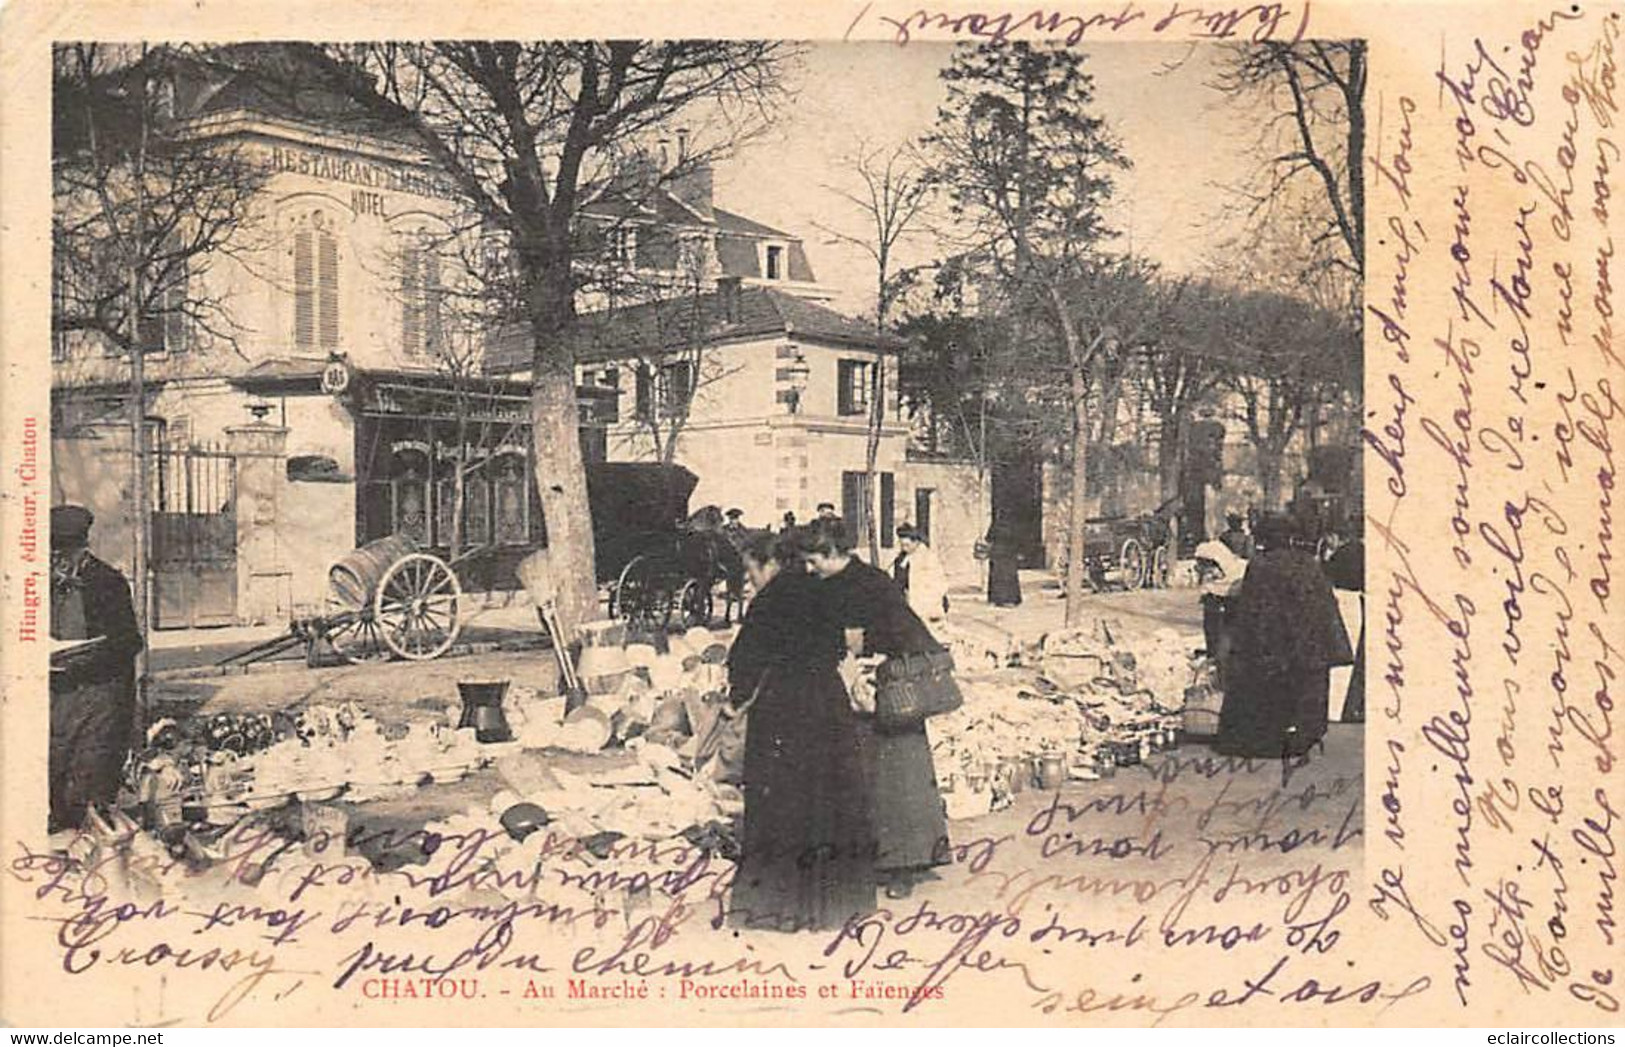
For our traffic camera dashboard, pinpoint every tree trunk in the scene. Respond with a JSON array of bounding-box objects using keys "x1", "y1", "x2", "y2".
[
  {"x1": 1157, "y1": 413, "x2": 1183, "y2": 503},
  {"x1": 529, "y1": 313, "x2": 598, "y2": 639},
  {"x1": 1065, "y1": 366, "x2": 1090, "y2": 627},
  {"x1": 1258, "y1": 447, "x2": 1285, "y2": 509},
  {"x1": 1093, "y1": 371, "x2": 1121, "y2": 515}
]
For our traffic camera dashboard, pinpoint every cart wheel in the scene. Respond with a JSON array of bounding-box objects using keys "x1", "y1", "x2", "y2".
[
  {"x1": 673, "y1": 579, "x2": 712, "y2": 629},
  {"x1": 1119, "y1": 538, "x2": 1147, "y2": 590},
  {"x1": 375, "y1": 553, "x2": 463, "y2": 661},
  {"x1": 1151, "y1": 544, "x2": 1170, "y2": 589},
  {"x1": 611, "y1": 555, "x2": 655, "y2": 624},
  {"x1": 325, "y1": 571, "x2": 390, "y2": 664}
]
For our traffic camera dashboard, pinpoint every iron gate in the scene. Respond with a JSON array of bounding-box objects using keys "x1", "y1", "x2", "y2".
[{"x1": 151, "y1": 445, "x2": 238, "y2": 629}]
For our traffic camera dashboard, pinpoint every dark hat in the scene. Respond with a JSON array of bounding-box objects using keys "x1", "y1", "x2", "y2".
[
  {"x1": 1225, "y1": 511, "x2": 1244, "y2": 526},
  {"x1": 51, "y1": 504, "x2": 94, "y2": 548},
  {"x1": 725, "y1": 507, "x2": 743, "y2": 519},
  {"x1": 896, "y1": 522, "x2": 919, "y2": 540},
  {"x1": 816, "y1": 502, "x2": 836, "y2": 512}
]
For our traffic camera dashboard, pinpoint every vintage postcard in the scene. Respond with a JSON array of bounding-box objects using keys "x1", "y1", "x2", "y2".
[{"x1": 1, "y1": 0, "x2": 1620, "y2": 1029}]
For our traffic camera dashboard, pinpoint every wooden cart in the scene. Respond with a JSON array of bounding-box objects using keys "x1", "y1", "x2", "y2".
[{"x1": 320, "y1": 534, "x2": 465, "y2": 662}]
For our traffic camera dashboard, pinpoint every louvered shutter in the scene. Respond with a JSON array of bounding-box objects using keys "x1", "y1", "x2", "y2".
[
  {"x1": 164, "y1": 258, "x2": 189, "y2": 353},
  {"x1": 635, "y1": 365, "x2": 653, "y2": 421},
  {"x1": 401, "y1": 244, "x2": 422, "y2": 355},
  {"x1": 293, "y1": 226, "x2": 314, "y2": 351},
  {"x1": 424, "y1": 251, "x2": 442, "y2": 354},
  {"x1": 318, "y1": 230, "x2": 339, "y2": 352}
]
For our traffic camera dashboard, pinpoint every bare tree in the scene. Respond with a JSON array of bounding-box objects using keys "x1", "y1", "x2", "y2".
[
  {"x1": 52, "y1": 43, "x2": 267, "y2": 706},
  {"x1": 817, "y1": 141, "x2": 932, "y2": 562},
  {"x1": 53, "y1": 45, "x2": 266, "y2": 360},
  {"x1": 1135, "y1": 278, "x2": 1224, "y2": 508},
  {"x1": 923, "y1": 43, "x2": 1133, "y2": 625},
  {"x1": 1211, "y1": 40, "x2": 1367, "y2": 283},
  {"x1": 295, "y1": 41, "x2": 794, "y2": 637},
  {"x1": 1212, "y1": 288, "x2": 1358, "y2": 507}
]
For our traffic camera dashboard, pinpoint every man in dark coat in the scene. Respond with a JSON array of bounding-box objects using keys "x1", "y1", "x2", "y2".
[{"x1": 49, "y1": 505, "x2": 142, "y2": 832}]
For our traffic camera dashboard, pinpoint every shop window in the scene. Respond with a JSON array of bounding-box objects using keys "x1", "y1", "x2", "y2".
[
  {"x1": 465, "y1": 474, "x2": 492, "y2": 547},
  {"x1": 401, "y1": 237, "x2": 444, "y2": 358},
  {"x1": 838, "y1": 359, "x2": 873, "y2": 416},
  {"x1": 292, "y1": 210, "x2": 340, "y2": 354},
  {"x1": 390, "y1": 448, "x2": 430, "y2": 544},
  {"x1": 492, "y1": 454, "x2": 529, "y2": 546}
]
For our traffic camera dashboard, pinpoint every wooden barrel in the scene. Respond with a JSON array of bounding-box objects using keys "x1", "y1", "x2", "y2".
[{"x1": 328, "y1": 533, "x2": 419, "y2": 609}]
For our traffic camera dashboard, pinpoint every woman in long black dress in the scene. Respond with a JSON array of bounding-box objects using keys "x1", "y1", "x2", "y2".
[
  {"x1": 986, "y1": 521, "x2": 1023, "y2": 607},
  {"x1": 1215, "y1": 514, "x2": 1353, "y2": 758},
  {"x1": 801, "y1": 518, "x2": 949, "y2": 899},
  {"x1": 726, "y1": 531, "x2": 876, "y2": 931}
]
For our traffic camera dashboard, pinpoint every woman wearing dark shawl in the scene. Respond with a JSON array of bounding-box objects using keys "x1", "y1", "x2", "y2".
[
  {"x1": 1215, "y1": 514, "x2": 1354, "y2": 758},
  {"x1": 985, "y1": 520, "x2": 1023, "y2": 607},
  {"x1": 725, "y1": 532, "x2": 876, "y2": 932},
  {"x1": 801, "y1": 518, "x2": 949, "y2": 899}
]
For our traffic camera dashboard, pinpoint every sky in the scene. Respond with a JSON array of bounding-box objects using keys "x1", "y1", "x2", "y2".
[{"x1": 710, "y1": 41, "x2": 1265, "y2": 317}]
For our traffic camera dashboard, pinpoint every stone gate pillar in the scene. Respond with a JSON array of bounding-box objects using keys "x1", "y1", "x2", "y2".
[{"x1": 227, "y1": 421, "x2": 290, "y2": 625}]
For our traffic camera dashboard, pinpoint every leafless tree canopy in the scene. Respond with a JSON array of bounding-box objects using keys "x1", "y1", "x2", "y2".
[
  {"x1": 1211, "y1": 40, "x2": 1367, "y2": 285},
  {"x1": 53, "y1": 44, "x2": 267, "y2": 358}
]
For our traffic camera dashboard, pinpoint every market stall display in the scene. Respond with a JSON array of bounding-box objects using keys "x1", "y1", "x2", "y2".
[{"x1": 926, "y1": 618, "x2": 1212, "y2": 819}]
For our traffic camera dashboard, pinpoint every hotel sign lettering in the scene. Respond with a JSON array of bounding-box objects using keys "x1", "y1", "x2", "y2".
[{"x1": 265, "y1": 145, "x2": 461, "y2": 203}]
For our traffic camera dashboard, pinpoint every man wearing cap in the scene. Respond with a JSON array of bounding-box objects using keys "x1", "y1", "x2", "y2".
[
  {"x1": 816, "y1": 502, "x2": 838, "y2": 521},
  {"x1": 49, "y1": 505, "x2": 142, "y2": 832},
  {"x1": 720, "y1": 507, "x2": 749, "y2": 549},
  {"x1": 719, "y1": 509, "x2": 750, "y2": 624}
]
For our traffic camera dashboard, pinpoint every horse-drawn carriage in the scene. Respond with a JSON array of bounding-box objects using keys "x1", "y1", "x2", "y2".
[
  {"x1": 223, "y1": 463, "x2": 740, "y2": 669},
  {"x1": 1081, "y1": 504, "x2": 1175, "y2": 592},
  {"x1": 589, "y1": 462, "x2": 744, "y2": 629}
]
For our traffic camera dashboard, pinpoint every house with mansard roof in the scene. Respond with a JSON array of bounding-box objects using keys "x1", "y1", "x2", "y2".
[{"x1": 50, "y1": 43, "x2": 989, "y2": 630}]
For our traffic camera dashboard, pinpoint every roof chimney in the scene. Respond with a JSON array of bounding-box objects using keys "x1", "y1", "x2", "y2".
[{"x1": 670, "y1": 161, "x2": 714, "y2": 221}]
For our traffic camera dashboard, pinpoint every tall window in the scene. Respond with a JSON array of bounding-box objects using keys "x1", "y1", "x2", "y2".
[
  {"x1": 838, "y1": 359, "x2": 873, "y2": 416},
  {"x1": 137, "y1": 256, "x2": 191, "y2": 354},
  {"x1": 292, "y1": 211, "x2": 340, "y2": 353},
  {"x1": 635, "y1": 360, "x2": 694, "y2": 420},
  {"x1": 401, "y1": 237, "x2": 443, "y2": 358},
  {"x1": 764, "y1": 244, "x2": 785, "y2": 280},
  {"x1": 609, "y1": 226, "x2": 637, "y2": 266}
]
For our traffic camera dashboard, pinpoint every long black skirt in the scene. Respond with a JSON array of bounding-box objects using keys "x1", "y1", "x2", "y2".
[
  {"x1": 987, "y1": 553, "x2": 1022, "y2": 607},
  {"x1": 1213, "y1": 664, "x2": 1330, "y2": 759},
  {"x1": 729, "y1": 667, "x2": 876, "y2": 932},
  {"x1": 856, "y1": 720, "x2": 949, "y2": 873}
]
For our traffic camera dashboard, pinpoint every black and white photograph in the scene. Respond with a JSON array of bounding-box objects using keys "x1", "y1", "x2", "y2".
[{"x1": 4, "y1": 3, "x2": 1618, "y2": 1031}]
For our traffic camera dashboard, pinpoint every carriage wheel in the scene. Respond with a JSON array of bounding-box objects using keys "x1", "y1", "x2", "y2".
[
  {"x1": 325, "y1": 568, "x2": 390, "y2": 664},
  {"x1": 611, "y1": 555, "x2": 657, "y2": 625},
  {"x1": 1151, "y1": 545, "x2": 1170, "y2": 589},
  {"x1": 1118, "y1": 538, "x2": 1147, "y2": 590},
  {"x1": 672, "y1": 579, "x2": 713, "y2": 629},
  {"x1": 375, "y1": 553, "x2": 463, "y2": 661}
]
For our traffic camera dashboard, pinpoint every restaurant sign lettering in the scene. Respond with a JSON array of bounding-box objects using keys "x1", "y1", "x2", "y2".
[{"x1": 265, "y1": 144, "x2": 461, "y2": 203}]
